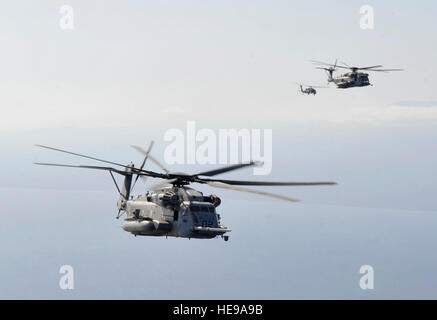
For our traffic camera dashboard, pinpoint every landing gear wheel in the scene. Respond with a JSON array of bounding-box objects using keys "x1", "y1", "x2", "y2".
[{"x1": 223, "y1": 236, "x2": 229, "y2": 242}]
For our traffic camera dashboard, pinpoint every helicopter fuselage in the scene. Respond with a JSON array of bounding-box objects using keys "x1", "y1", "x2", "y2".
[
  {"x1": 302, "y1": 87, "x2": 317, "y2": 95},
  {"x1": 331, "y1": 72, "x2": 371, "y2": 88},
  {"x1": 121, "y1": 186, "x2": 231, "y2": 240}
]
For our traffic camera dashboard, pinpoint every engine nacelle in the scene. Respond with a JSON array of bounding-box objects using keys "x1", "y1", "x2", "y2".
[{"x1": 160, "y1": 191, "x2": 178, "y2": 205}]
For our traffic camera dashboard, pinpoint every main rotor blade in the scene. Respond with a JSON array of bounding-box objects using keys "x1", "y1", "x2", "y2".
[
  {"x1": 149, "y1": 178, "x2": 178, "y2": 191},
  {"x1": 331, "y1": 65, "x2": 349, "y2": 70},
  {"x1": 311, "y1": 60, "x2": 346, "y2": 69},
  {"x1": 35, "y1": 144, "x2": 164, "y2": 178},
  {"x1": 35, "y1": 144, "x2": 127, "y2": 168},
  {"x1": 193, "y1": 161, "x2": 259, "y2": 177},
  {"x1": 34, "y1": 162, "x2": 128, "y2": 175},
  {"x1": 131, "y1": 145, "x2": 170, "y2": 174},
  {"x1": 358, "y1": 65, "x2": 383, "y2": 70},
  {"x1": 206, "y1": 182, "x2": 299, "y2": 202},
  {"x1": 309, "y1": 85, "x2": 329, "y2": 89},
  {"x1": 366, "y1": 68, "x2": 404, "y2": 72},
  {"x1": 35, "y1": 144, "x2": 130, "y2": 169},
  {"x1": 199, "y1": 178, "x2": 337, "y2": 186},
  {"x1": 310, "y1": 60, "x2": 335, "y2": 66}
]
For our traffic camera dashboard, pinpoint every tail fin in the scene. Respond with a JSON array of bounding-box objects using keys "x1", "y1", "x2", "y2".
[
  {"x1": 327, "y1": 69, "x2": 334, "y2": 82},
  {"x1": 117, "y1": 163, "x2": 134, "y2": 210},
  {"x1": 328, "y1": 59, "x2": 337, "y2": 83}
]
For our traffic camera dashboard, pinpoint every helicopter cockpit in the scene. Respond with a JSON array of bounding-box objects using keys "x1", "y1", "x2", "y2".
[{"x1": 189, "y1": 203, "x2": 219, "y2": 228}]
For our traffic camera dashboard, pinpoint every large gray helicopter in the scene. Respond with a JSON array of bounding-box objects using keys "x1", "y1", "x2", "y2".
[
  {"x1": 35, "y1": 143, "x2": 336, "y2": 241},
  {"x1": 312, "y1": 60, "x2": 403, "y2": 88}
]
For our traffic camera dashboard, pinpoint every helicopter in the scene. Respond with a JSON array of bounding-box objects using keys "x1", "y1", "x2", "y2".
[
  {"x1": 312, "y1": 60, "x2": 403, "y2": 89},
  {"x1": 297, "y1": 83, "x2": 327, "y2": 95},
  {"x1": 34, "y1": 143, "x2": 337, "y2": 241}
]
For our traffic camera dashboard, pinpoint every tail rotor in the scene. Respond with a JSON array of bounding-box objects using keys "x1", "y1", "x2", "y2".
[
  {"x1": 130, "y1": 141, "x2": 154, "y2": 193},
  {"x1": 312, "y1": 59, "x2": 338, "y2": 83}
]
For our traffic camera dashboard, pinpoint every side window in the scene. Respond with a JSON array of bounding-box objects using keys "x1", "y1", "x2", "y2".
[{"x1": 134, "y1": 209, "x2": 140, "y2": 219}]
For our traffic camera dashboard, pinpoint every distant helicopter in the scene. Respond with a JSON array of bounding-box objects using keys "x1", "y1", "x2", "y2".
[
  {"x1": 312, "y1": 60, "x2": 403, "y2": 88},
  {"x1": 35, "y1": 143, "x2": 337, "y2": 241},
  {"x1": 297, "y1": 83, "x2": 327, "y2": 95}
]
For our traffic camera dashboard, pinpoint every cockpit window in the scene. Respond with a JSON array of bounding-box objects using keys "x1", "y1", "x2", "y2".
[
  {"x1": 190, "y1": 205, "x2": 200, "y2": 212},
  {"x1": 190, "y1": 205, "x2": 215, "y2": 213}
]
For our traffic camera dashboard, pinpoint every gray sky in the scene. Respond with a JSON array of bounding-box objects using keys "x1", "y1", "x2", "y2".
[
  {"x1": 1, "y1": 0, "x2": 437, "y2": 131},
  {"x1": 1, "y1": 1, "x2": 437, "y2": 299}
]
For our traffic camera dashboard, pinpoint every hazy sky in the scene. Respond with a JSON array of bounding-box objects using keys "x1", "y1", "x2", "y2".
[
  {"x1": 1, "y1": 0, "x2": 437, "y2": 131},
  {"x1": 1, "y1": 1, "x2": 437, "y2": 299}
]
